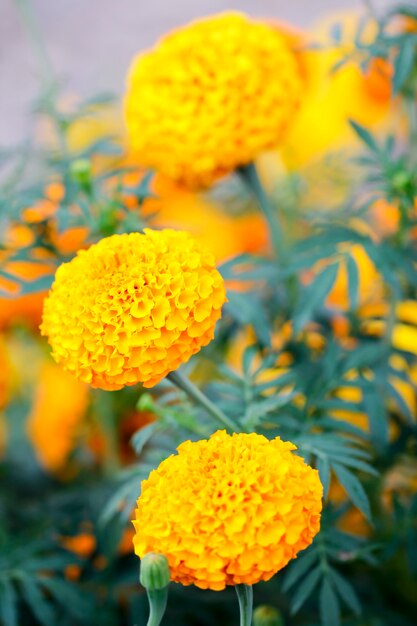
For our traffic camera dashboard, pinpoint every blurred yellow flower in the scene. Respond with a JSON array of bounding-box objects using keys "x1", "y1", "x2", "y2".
[
  {"x1": 125, "y1": 12, "x2": 303, "y2": 188},
  {"x1": 26, "y1": 362, "x2": 89, "y2": 472},
  {"x1": 41, "y1": 229, "x2": 226, "y2": 390},
  {"x1": 360, "y1": 300, "x2": 417, "y2": 356},
  {"x1": 133, "y1": 430, "x2": 322, "y2": 590},
  {"x1": 281, "y1": 11, "x2": 394, "y2": 170},
  {"x1": 327, "y1": 244, "x2": 381, "y2": 311},
  {"x1": 0, "y1": 183, "x2": 90, "y2": 330}
]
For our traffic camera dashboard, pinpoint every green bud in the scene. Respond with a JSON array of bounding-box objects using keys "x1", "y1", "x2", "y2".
[
  {"x1": 253, "y1": 605, "x2": 284, "y2": 626},
  {"x1": 137, "y1": 392, "x2": 155, "y2": 412},
  {"x1": 391, "y1": 171, "x2": 412, "y2": 193},
  {"x1": 140, "y1": 553, "x2": 170, "y2": 591},
  {"x1": 70, "y1": 158, "x2": 92, "y2": 188}
]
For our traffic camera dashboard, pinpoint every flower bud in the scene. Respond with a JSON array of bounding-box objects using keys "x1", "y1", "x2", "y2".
[
  {"x1": 140, "y1": 552, "x2": 170, "y2": 591},
  {"x1": 70, "y1": 158, "x2": 92, "y2": 189},
  {"x1": 253, "y1": 605, "x2": 284, "y2": 626}
]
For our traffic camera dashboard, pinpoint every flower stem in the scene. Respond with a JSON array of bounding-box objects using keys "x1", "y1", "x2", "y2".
[
  {"x1": 167, "y1": 371, "x2": 241, "y2": 433},
  {"x1": 146, "y1": 588, "x2": 168, "y2": 626},
  {"x1": 237, "y1": 162, "x2": 287, "y2": 264},
  {"x1": 235, "y1": 584, "x2": 253, "y2": 626}
]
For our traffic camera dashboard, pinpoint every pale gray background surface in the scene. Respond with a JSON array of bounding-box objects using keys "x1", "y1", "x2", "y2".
[{"x1": 1, "y1": 0, "x2": 394, "y2": 146}]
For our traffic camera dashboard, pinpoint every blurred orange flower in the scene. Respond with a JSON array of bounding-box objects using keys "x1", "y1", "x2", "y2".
[{"x1": 27, "y1": 362, "x2": 89, "y2": 472}]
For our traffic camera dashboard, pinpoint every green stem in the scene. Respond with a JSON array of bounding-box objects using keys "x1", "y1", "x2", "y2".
[
  {"x1": 235, "y1": 584, "x2": 253, "y2": 626},
  {"x1": 14, "y1": 0, "x2": 69, "y2": 159},
  {"x1": 146, "y1": 588, "x2": 168, "y2": 626},
  {"x1": 14, "y1": 0, "x2": 55, "y2": 88},
  {"x1": 238, "y1": 162, "x2": 287, "y2": 264},
  {"x1": 167, "y1": 371, "x2": 241, "y2": 433},
  {"x1": 94, "y1": 391, "x2": 120, "y2": 475}
]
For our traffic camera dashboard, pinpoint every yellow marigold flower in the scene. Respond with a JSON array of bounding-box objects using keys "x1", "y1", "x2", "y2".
[
  {"x1": 124, "y1": 13, "x2": 303, "y2": 188},
  {"x1": 133, "y1": 430, "x2": 322, "y2": 590},
  {"x1": 41, "y1": 229, "x2": 226, "y2": 390}
]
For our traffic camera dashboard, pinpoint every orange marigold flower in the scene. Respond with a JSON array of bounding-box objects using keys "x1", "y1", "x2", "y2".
[
  {"x1": 124, "y1": 12, "x2": 303, "y2": 188},
  {"x1": 26, "y1": 362, "x2": 89, "y2": 472},
  {"x1": 41, "y1": 229, "x2": 226, "y2": 390},
  {"x1": 133, "y1": 430, "x2": 322, "y2": 590}
]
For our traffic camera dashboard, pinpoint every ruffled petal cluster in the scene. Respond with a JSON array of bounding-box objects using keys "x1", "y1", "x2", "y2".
[
  {"x1": 133, "y1": 430, "x2": 322, "y2": 590},
  {"x1": 41, "y1": 229, "x2": 226, "y2": 390},
  {"x1": 124, "y1": 12, "x2": 303, "y2": 188}
]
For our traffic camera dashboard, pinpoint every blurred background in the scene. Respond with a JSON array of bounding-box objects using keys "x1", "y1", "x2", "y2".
[{"x1": 1, "y1": 0, "x2": 394, "y2": 146}]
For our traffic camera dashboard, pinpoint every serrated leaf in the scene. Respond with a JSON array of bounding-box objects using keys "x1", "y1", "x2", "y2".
[
  {"x1": 38, "y1": 578, "x2": 90, "y2": 619},
  {"x1": 319, "y1": 578, "x2": 341, "y2": 626},
  {"x1": 332, "y1": 463, "x2": 372, "y2": 520},
  {"x1": 19, "y1": 577, "x2": 55, "y2": 626},
  {"x1": 290, "y1": 566, "x2": 322, "y2": 614},
  {"x1": 330, "y1": 568, "x2": 361, "y2": 615}
]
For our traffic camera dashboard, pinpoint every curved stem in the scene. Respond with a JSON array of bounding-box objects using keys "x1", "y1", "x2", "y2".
[
  {"x1": 146, "y1": 588, "x2": 168, "y2": 626},
  {"x1": 235, "y1": 584, "x2": 253, "y2": 626},
  {"x1": 238, "y1": 162, "x2": 287, "y2": 265},
  {"x1": 167, "y1": 371, "x2": 241, "y2": 433}
]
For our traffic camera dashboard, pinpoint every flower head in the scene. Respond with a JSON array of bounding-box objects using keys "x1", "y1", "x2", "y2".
[
  {"x1": 124, "y1": 12, "x2": 303, "y2": 188},
  {"x1": 133, "y1": 430, "x2": 322, "y2": 590},
  {"x1": 41, "y1": 229, "x2": 226, "y2": 390}
]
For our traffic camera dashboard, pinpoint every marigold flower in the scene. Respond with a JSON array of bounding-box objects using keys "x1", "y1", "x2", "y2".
[
  {"x1": 41, "y1": 229, "x2": 226, "y2": 390},
  {"x1": 124, "y1": 12, "x2": 303, "y2": 188},
  {"x1": 27, "y1": 362, "x2": 89, "y2": 472},
  {"x1": 133, "y1": 430, "x2": 322, "y2": 590}
]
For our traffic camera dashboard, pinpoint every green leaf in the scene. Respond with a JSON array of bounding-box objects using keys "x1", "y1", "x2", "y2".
[
  {"x1": 319, "y1": 579, "x2": 341, "y2": 626},
  {"x1": 0, "y1": 579, "x2": 18, "y2": 626},
  {"x1": 349, "y1": 120, "x2": 379, "y2": 153},
  {"x1": 243, "y1": 392, "x2": 296, "y2": 429},
  {"x1": 362, "y1": 389, "x2": 389, "y2": 449},
  {"x1": 317, "y1": 457, "x2": 331, "y2": 499},
  {"x1": 290, "y1": 566, "x2": 322, "y2": 614},
  {"x1": 131, "y1": 422, "x2": 160, "y2": 456},
  {"x1": 393, "y1": 38, "x2": 416, "y2": 94},
  {"x1": 39, "y1": 578, "x2": 90, "y2": 619},
  {"x1": 225, "y1": 291, "x2": 271, "y2": 345},
  {"x1": 346, "y1": 253, "x2": 359, "y2": 310},
  {"x1": 329, "y1": 568, "x2": 361, "y2": 615},
  {"x1": 282, "y1": 548, "x2": 319, "y2": 592},
  {"x1": 19, "y1": 577, "x2": 55, "y2": 626},
  {"x1": 293, "y1": 263, "x2": 339, "y2": 332},
  {"x1": 387, "y1": 380, "x2": 415, "y2": 424},
  {"x1": 332, "y1": 463, "x2": 372, "y2": 520}
]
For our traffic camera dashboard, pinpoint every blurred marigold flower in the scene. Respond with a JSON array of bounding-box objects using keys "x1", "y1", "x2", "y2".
[
  {"x1": 133, "y1": 430, "x2": 322, "y2": 590},
  {"x1": 41, "y1": 229, "x2": 226, "y2": 390},
  {"x1": 280, "y1": 11, "x2": 395, "y2": 170},
  {"x1": 0, "y1": 337, "x2": 11, "y2": 411},
  {"x1": 124, "y1": 12, "x2": 303, "y2": 188},
  {"x1": 326, "y1": 244, "x2": 381, "y2": 311},
  {"x1": 27, "y1": 362, "x2": 89, "y2": 472}
]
